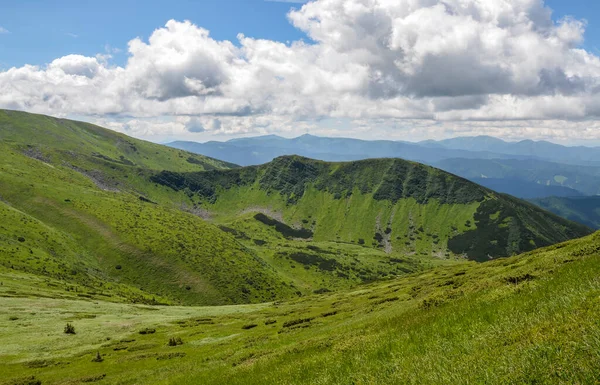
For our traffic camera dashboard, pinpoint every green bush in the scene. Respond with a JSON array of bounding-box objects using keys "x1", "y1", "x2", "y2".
[
  {"x1": 64, "y1": 323, "x2": 76, "y2": 334},
  {"x1": 91, "y1": 351, "x2": 103, "y2": 363},
  {"x1": 168, "y1": 337, "x2": 183, "y2": 346}
]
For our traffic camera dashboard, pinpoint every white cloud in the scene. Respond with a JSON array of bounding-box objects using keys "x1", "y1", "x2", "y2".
[
  {"x1": 1, "y1": 0, "x2": 600, "y2": 143},
  {"x1": 0, "y1": 27, "x2": 9, "y2": 34}
]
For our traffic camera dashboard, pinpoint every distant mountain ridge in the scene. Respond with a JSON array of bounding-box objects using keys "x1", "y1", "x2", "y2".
[
  {"x1": 168, "y1": 134, "x2": 600, "y2": 167},
  {"x1": 167, "y1": 135, "x2": 534, "y2": 167},
  {"x1": 421, "y1": 136, "x2": 600, "y2": 166},
  {"x1": 167, "y1": 134, "x2": 600, "y2": 199}
]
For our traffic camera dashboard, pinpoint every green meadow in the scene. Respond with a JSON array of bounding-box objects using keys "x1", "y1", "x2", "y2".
[{"x1": 2, "y1": 231, "x2": 600, "y2": 384}]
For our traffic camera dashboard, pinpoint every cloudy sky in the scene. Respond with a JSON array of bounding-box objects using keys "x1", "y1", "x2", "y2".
[{"x1": 1, "y1": 0, "x2": 600, "y2": 144}]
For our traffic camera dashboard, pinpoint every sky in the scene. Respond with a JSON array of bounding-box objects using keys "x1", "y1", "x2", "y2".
[{"x1": 1, "y1": 0, "x2": 600, "y2": 145}]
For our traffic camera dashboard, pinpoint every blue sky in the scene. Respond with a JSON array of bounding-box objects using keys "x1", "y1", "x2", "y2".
[
  {"x1": 1, "y1": 0, "x2": 599, "y2": 144},
  {"x1": 1, "y1": 0, "x2": 597, "y2": 69},
  {"x1": 0, "y1": 0, "x2": 309, "y2": 69}
]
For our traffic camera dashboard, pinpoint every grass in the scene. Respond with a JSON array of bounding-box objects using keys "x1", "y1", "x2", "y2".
[
  {"x1": 1, "y1": 110, "x2": 599, "y2": 384},
  {"x1": 0, "y1": 110, "x2": 591, "y2": 306},
  {"x1": 0, "y1": 109, "x2": 234, "y2": 173},
  {"x1": 0, "y1": 138, "x2": 294, "y2": 306},
  {"x1": 0, "y1": 231, "x2": 599, "y2": 384},
  {"x1": 159, "y1": 163, "x2": 590, "y2": 261}
]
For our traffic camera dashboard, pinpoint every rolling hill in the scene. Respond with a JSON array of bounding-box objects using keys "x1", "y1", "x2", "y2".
[
  {"x1": 0, "y1": 109, "x2": 236, "y2": 173},
  {"x1": 150, "y1": 155, "x2": 591, "y2": 262},
  {"x1": 0, "y1": 110, "x2": 295, "y2": 306},
  {"x1": 0, "y1": 109, "x2": 592, "y2": 308}
]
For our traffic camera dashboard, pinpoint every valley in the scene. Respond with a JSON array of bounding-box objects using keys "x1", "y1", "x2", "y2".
[{"x1": 0, "y1": 110, "x2": 598, "y2": 384}]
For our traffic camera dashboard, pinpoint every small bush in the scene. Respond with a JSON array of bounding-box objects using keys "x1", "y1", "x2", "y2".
[
  {"x1": 91, "y1": 351, "x2": 103, "y2": 363},
  {"x1": 64, "y1": 323, "x2": 76, "y2": 334},
  {"x1": 9, "y1": 316, "x2": 18, "y2": 321},
  {"x1": 282, "y1": 317, "x2": 314, "y2": 328},
  {"x1": 264, "y1": 319, "x2": 277, "y2": 325},
  {"x1": 168, "y1": 337, "x2": 183, "y2": 346},
  {"x1": 321, "y1": 311, "x2": 338, "y2": 318},
  {"x1": 139, "y1": 328, "x2": 156, "y2": 335},
  {"x1": 115, "y1": 265, "x2": 122, "y2": 270},
  {"x1": 242, "y1": 324, "x2": 258, "y2": 330}
]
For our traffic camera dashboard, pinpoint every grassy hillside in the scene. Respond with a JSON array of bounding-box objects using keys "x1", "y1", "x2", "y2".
[
  {"x1": 2, "y1": 111, "x2": 599, "y2": 384},
  {"x1": 0, "y1": 111, "x2": 298, "y2": 306},
  {"x1": 0, "y1": 110, "x2": 446, "y2": 305},
  {"x1": 530, "y1": 196, "x2": 600, "y2": 229},
  {"x1": 0, "y1": 109, "x2": 235, "y2": 173},
  {"x1": 1, "y1": 230, "x2": 599, "y2": 384},
  {"x1": 152, "y1": 156, "x2": 591, "y2": 262}
]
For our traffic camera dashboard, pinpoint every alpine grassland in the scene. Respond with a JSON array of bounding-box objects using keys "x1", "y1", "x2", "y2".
[
  {"x1": 1, "y1": 231, "x2": 599, "y2": 384},
  {"x1": 1, "y1": 110, "x2": 598, "y2": 384}
]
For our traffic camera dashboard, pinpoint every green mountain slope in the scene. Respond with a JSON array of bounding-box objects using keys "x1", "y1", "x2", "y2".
[
  {"x1": 0, "y1": 109, "x2": 235, "y2": 173},
  {"x1": 530, "y1": 196, "x2": 600, "y2": 229},
  {"x1": 0, "y1": 110, "x2": 592, "y2": 308},
  {"x1": 151, "y1": 156, "x2": 591, "y2": 262},
  {"x1": 2, "y1": 229, "x2": 599, "y2": 384},
  {"x1": 0, "y1": 111, "x2": 295, "y2": 306}
]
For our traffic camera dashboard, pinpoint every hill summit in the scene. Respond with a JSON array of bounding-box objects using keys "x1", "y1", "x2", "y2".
[{"x1": 152, "y1": 155, "x2": 591, "y2": 261}]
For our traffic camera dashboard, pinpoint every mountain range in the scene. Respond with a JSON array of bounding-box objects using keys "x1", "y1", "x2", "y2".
[
  {"x1": 168, "y1": 134, "x2": 600, "y2": 228},
  {"x1": 168, "y1": 133, "x2": 600, "y2": 167}
]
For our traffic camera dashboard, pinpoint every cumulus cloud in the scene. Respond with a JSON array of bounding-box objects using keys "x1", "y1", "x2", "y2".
[
  {"x1": 1, "y1": 0, "x2": 600, "y2": 142},
  {"x1": 0, "y1": 27, "x2": 9, "y2": 34}
]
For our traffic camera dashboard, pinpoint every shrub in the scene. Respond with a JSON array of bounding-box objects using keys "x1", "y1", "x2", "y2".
[
  {"x1": 139, "y1": 328, "x2": 156, "y2": 335},
  {"x1": 64, "y1": 323, "x2": 76, "y2": 334},
  {"x1": 282, "y1": 317, "x2": 314, "y2": 328},
  {"x1": 168, "y1": 337, "x2": 183, "y2": 346},
  {"x1": 9, "y1": 316, "x2": 18, "y2": 321},
  {"x1": 115, "y1": 265, "x2": 122, "y2": 270},
  {"x1": 91, "y1": 351, "x2": 103, "y2": 363},
  {"x1": 241, "y1": 324, "x2": 258, "y2": 330}
]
